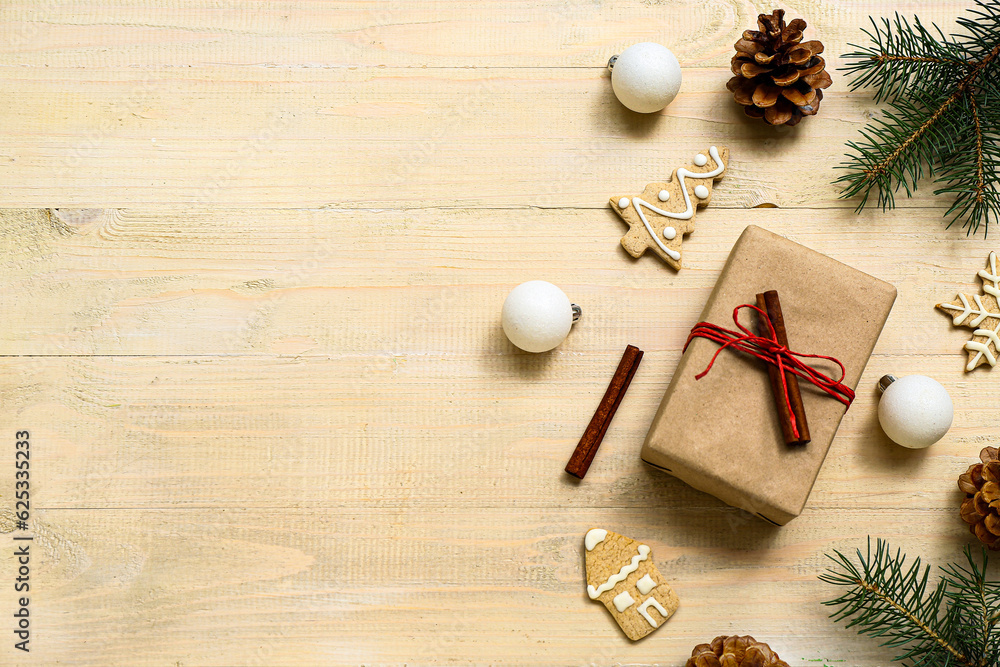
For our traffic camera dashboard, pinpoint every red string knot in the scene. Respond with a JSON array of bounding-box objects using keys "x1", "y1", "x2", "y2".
[{"x1": 684, "y1": 304, "x2": 855, "y2": 433}]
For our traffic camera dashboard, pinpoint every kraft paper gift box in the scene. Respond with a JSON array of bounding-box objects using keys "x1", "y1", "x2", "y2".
[{"x1": 640, "y1": 225, "x2": 896, "y2": 525}]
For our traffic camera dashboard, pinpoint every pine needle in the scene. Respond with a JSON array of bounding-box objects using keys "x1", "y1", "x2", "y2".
[
  {"x1": 836, "y1": 0, "x2": 1000, "y2": 236},
  {"x1": 821, "y1": 538, "x2": 1000, "y2": 667}
]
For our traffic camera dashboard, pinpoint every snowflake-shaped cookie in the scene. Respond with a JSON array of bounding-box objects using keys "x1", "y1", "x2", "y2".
[
  {"x1": 609, "y1": 146, "x2": 729, "y2": 270},
  {"x1": 937, "y1": 251, "x2": 1000, "y2": 371}
]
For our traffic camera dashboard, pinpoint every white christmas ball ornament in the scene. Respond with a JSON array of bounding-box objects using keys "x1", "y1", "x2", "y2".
[
  {"x1": 609, "y1": 42, "x2": 682, "y2": 113},
  {"x1": 877, "y1": 375, "x2": 953, "y2": 449},
  {"x1": 501, "y1": 281, "x2": 580, "y2": 353}
]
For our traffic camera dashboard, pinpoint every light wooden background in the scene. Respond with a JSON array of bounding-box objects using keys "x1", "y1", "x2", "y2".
[{"x1": 0, "y1": 2, "x2": 996, "y2": 665}]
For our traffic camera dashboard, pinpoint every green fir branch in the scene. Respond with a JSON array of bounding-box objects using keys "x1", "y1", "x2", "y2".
[
  {"x1": 836, "y1": 0, "x2": 1000, "y2": 236},
  {"x1": 821, "y1": 539, "x2": 1000, "y2": 667},
  {"x1": 840, "y1": 15, "x2": 971, "y2": 103},
  {"x1": 937, "y1": 92, "x2": 1000, "y2": 233},
  {"x1": 938, "y1": 549, "x2": 1000, "y2": 665}
]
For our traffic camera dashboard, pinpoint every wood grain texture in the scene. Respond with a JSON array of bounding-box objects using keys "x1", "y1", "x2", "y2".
[{"x1": 0, "y1": 2, "x2": 996, "y2": 666}]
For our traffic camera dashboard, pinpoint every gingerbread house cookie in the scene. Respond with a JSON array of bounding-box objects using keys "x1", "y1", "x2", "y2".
[{"x1": 584, "y1": 528, "x2": 679, "y2": 641}]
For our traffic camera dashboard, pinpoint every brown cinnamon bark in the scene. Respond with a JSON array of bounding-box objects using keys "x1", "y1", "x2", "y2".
[
  {"x1": 565, "y1": 345, "x2": 643, "y2": 479},
  {"x1": 756, "y1": 291, "x2": 810, "y2": 445}
]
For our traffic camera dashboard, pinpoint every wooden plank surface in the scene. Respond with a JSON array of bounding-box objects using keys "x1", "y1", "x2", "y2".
[{"x1": 0, "y1": 2, "x2": 996, "y2": 666}]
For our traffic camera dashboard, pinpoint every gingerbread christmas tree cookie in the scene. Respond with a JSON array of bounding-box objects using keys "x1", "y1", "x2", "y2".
[
  {"x1": 584, "y1": 528, "x2": 678, "y2": 641},
  {"x1": 610, "y1": 146, "x2": 729, "y2": 270},
  {"x1": 937, "y1": 251, "x2": 1000, "y2": 371}
]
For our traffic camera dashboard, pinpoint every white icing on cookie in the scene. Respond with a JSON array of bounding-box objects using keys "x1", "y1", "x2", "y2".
[
  {"x1": 979, "y1": 253, "x2": 1000, "y2": 300},
  {"x1": 630, "y1": 199, "x2": 681, "y2": 261},
  {"x1": 657, "y1": 190, "x2": 670, "y2": 202},
  {"x1": 694, "y1": 153, "x2": 708, "y2": 166},
  {"x1": 636, "y1": 574, "x2": 657, "y2": 595},
  {"x1": 619, "y1": 146, "x2": 725, "y2": 261},
  {"x1": 637, "y1": 596, "x2": 668, "y2": 628},
  {"x1": 968, "y1": 331, "x2": 1000, "y2": 369},
  {"x1": 613, "y1": 590, "x2": 635, "y2": 612},
  {"x1": 968, "y1": 254, "x2": 1000, "y2": 368},
  {"x1": 585, "y1": 529, "x2": 608, "y2": 552},
  {"x1": 938, "y1": 251, "x2": 1000, "y2": 370},
  {"x1": 662, "y1": 227, "x2": 676, "y2": 240},
  {"x1": 948, "y1": 293, "x2": 990, "y2": 327},
  {"x1": 587, "y1": 544, "x2": 650, "y2": 599},
  {"x1": 631, "y1": 146, "x2": 724, "y2": 221}
]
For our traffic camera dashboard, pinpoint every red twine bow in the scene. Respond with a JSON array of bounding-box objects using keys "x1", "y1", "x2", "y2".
[{"x1": 684, "y1": 304, "x2": 854, "y2": 439}]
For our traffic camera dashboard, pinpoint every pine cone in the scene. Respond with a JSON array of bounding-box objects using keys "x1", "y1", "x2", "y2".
[
  {"x1": 726, "y1": 9, "x2": 832, "y2": 126},
  {"x1": 687, "y1": 635, "x2": 790, "y2": 667},
  {"x1": 959, "y1": 446, "x2": 1000, "y2": 549}
]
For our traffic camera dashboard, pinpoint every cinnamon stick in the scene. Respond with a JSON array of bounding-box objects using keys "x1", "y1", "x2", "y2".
[
  {"x1": 755, "y1": 291, "x2": 810, "y2": 445},
  {"x1": 565, "y1": 344, "x2": 644, "y2": 479}
]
